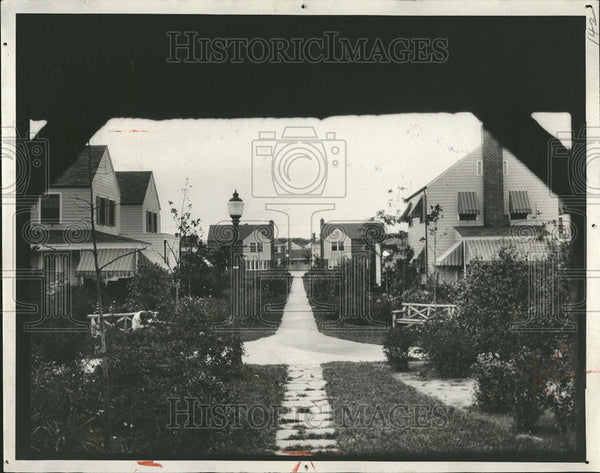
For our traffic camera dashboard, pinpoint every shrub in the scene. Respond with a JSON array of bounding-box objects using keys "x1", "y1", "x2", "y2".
[
  {"x1": 30, "y1": 357, "x2": 103, "y2": 453},
  {"x1": 105, "y1": 296, "x2": 245, "y2": 454},
  {"x1": 473, "y1": 348, "x2": 560, "y2": 430},
  {"x1": 125, "y1": 263, "x2": 175, "y2": 317},
  {"x1": 383, "y1": 326, "x2": 419, "y2": 371},
  {"x1": 545, "y1": 340, "x2": 577, "y2": 433},
  {"x1": 421, "y1": 315, "x2": 476, "y2": 378},
  {"x1": 472, "y1": 354, "x2": 517, "y2": 413}
]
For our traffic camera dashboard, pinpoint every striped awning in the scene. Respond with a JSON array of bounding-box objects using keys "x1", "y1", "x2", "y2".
[
  {"x1": 437, "y1": 240, "x2": 464, "y2": 266},
  {"x1": 509, "y1": 191, "x2": 532, "y2": 214},
  {"x1": 400, "y1": 203, "x2": 413, "y2": 222},
  {"x1": 140, "y1": 249, "x2": 169, "y2": 269},
  {"x1": 458, "y1": 191, "x2": 480, "y2": 215},
  {"x1": 465, "y1": 239, "x2": 548, "y2": 262},
  {"x1": 408, "y1": 196, "x2": 424, "y2": 219},
  {"x1": 76, "y1": 249, "x2": 137, "y2": 278}
]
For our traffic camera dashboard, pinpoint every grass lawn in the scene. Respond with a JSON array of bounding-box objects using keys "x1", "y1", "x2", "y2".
[
  {"x1": 321, "y1": 362, "x2": 576, "y2": 458},
  {"x1": 209, "y1": 364, "x2": 287, "y2": 456}
]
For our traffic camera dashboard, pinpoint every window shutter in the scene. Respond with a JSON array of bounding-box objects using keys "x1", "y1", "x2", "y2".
[
  {"x1": 96, "y1": 196, "x2": 105, "y2": 225},
  {"x1": 109, "y1": 200, "x2": 115, "y2": 226}
]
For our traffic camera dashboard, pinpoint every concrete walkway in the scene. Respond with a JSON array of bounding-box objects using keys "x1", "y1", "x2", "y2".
[
  {"x1": 243, "y1": 272, "x2": 385, "y2": 365},
  {"x1": 275, "y1": 364, "x2": 338, "y2": 456}
]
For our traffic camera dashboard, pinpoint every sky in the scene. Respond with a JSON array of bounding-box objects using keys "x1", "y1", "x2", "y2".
[{"x1": 87, "y1": 112, "x2": 570, "y2": 239}]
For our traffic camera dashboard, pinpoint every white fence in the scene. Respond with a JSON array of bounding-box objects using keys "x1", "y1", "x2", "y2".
[
  {"x1": 86, "y1": 311, "x2": 159, "y2": 337},
  {"x1": 392, "y1": 303, "x2": 457, "y2": 327}
]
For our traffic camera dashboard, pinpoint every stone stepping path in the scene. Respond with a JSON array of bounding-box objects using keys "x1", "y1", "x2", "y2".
[{"x1": 275, "y1": 364, "x2": 338, "y2": 456}]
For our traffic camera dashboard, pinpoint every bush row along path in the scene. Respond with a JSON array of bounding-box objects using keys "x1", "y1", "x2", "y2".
[{"x1": 243, "y1": 272, "x2": 385, "y2": 365}]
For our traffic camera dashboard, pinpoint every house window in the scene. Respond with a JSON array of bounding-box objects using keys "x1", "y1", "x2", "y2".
[
  {"x1": 508, "y1": 191, "x2": 532, "y2": 221},
  {"x1": 96, "y1": 197, "x2": 116, "y2": 227},
  {"x1": 457, "y1": 191, "x2": 480, "y2": 222},
  {"x1": 40, "y1": 194, "x2": 60, "y2": 223},
  {"x1": 476, "y1": 161, "x2": 483, "y2": 176},
  {"x1": 250, "y1": 242, "x2": 263, "y2": 253},
  {"x1": 408, "y1": 218, "x2": 413, "y2": 228},
  {"x1": 146, "y1": 211, "x2": 158, "y2": 233},
  {"x1": 503, "y1": 160, "x2": 509, "y2": 175},
  {"x1": 332, "y1": 241, "x2": 345, "y2": 251}
]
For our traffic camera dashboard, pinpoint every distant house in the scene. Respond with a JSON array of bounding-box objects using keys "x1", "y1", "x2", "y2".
[
  {"x1": 273, "y1": 238, "x2": 311, "y2": 270},
  {"x1": 207, "y1": 221, "x2": 275, "y2": 271},
  {"x1": 115, "y1": 171, "x2": 179, "y2": 269},
  {"x1": 29, "y1": 145, "x2": 178, "y2": 294},
  {"x1": 402, "y1": 127, "x2": 567, "y2": 281},
  {"x1": 319, "y1": 219, "x2": 384, "y2": 286}
]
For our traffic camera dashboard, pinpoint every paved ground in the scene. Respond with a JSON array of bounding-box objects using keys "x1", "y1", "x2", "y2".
[
  {"x1": 275, "y1": 364, "x2": 338, "y2": 456},
  {"x1": 243, "y1": 272, "x2": 385, "y2": 365}
]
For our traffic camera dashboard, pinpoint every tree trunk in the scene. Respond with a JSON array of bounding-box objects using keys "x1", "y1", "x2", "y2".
[{"x1": 87, "y1": 143, "x2": 110, "y2": 452}]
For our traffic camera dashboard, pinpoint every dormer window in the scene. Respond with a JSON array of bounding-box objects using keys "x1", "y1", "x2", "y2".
[
  {"x1": 146, "y1": 211, "x2": 158, "y2": 233},
  {"x1": 40, "y1": 194, "x2": 60, "y2": 224}
]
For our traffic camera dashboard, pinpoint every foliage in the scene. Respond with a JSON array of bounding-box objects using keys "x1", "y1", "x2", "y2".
[
  {"x1": 383, "y1": 326, "x2": 419, "y2": 371},
  {"x1": 105, "y1": 298, "x2": 245, "y2": 455},
  {"x1": 28, "y1": 281, "x2": 121, "y2": 363},
  {"x1": 421, "y1": 315, "x2": 477, "y2": 378},
  {"x1": 401, "y1": 279, "x2": 458, "y2": 305},
  {"x1": 546, "y1": 340, "x2": 577, "y2": 434},
  {"x1": 125, "y1": 263, "x2": 176, "y2": 317},
  {"x1": 458, "y1": 243, "x2": 577, "y2": 431},
  {"x1": 30, "y1": 358, "x2": 103, "y2": 453}
]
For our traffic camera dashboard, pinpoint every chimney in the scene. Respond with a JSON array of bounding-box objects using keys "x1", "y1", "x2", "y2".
[{"x1": 482, "y1": 128, "x2": 506, "y2": 226}]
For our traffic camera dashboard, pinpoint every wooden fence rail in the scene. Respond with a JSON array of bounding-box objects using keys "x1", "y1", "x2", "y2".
[
  {"x1": 86, "y1": 311, "x2": 159, "y2": 337},
  {"x1": 392, "y1": 303, "x2": 457, "y2": 327}
]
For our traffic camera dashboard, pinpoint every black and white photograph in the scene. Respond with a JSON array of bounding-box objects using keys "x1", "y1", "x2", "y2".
[{"x1": 1, "y1": 1, "x2": 599, "y2": 471}]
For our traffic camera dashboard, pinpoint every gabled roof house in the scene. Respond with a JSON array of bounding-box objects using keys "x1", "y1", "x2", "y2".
[
  {"x1": 30, "y1": 146, "x2": 177, "y2": 294},
  {"x1": 319, "y1": 219, "x2": 384, "y2": 286},
  {"x1": 402, "y1": 127, "x2": 567, "y2": 281},
  {"x1": 207, "y1": 221, "x2": 275, "y2": 271}
]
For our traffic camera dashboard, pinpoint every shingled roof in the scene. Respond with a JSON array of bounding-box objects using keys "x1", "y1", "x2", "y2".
[
  {"x1": 321, "y1": 221, "x2": 385, "y2": 242},
  {"x1": 207, "y1": 224, "x2": 273, "y2": 246},
  {"x1": 52, "y1": 145, "x2": 108, "y2": 187},
  {"x1": 115, "y1": 171, "x2": 153, "y2": 205}
]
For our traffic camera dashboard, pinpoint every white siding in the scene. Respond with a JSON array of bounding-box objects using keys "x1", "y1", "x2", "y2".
[
  {"x1": 31, "y1": 151, "x2": 121, "y2": 235},
  {"x1": 322, "y1": 230, "x2": 352, "y2": 266},
  {"x1": 243, "y1": 230, "x2": 272, "y2": 261},
  {"x1": 142, "y1": 174, "x2": 161, "y2": 232},
  {"x1": 404, "y1": 143, "x2": 562, "y2": 277},
  {"x1": 120, "y1": 205, "x2": 144, "y2": 233},
  {"x1": 424, "y1": 149, "x2": 484, "y2": 271},
  {"x1": 91, "y1": 151, "x2": 121, "y2": 235},
  {"x1": 502, "y1": 148, "x2": 560, "y2": 226}
]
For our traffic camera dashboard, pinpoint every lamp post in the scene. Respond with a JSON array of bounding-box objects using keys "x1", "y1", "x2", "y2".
[
  {"x1": 227, "y1": 190, "x2": 244, "y2": 320},
  {"x1": 228, "y1": 190, "x2": 244, "y2": 228}
]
